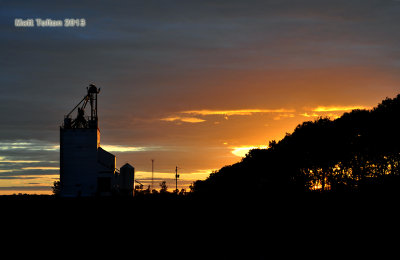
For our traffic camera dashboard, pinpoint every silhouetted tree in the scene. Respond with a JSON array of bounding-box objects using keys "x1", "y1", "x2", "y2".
[
  {"x1": 52, "y1": 181, "x2": 61, "y2": 196},
  {"x1": 143, "y1": 185, "x2": 151, "y2": 195},
  {"x1": 159, "y1": 181, "x2": 168, "y2": 193},
  {"x1": 135, "y1": 184, "x2": 143, "y2": 193}
]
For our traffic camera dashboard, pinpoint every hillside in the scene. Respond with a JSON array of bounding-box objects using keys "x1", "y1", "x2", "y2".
[{"x1": 191, "y1": 94, "x2": 400, "y2": 196}]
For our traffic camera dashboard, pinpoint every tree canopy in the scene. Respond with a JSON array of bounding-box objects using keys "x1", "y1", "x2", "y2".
[{"x1": 191, "y1": 94, "x2": 400, "y2": 196}]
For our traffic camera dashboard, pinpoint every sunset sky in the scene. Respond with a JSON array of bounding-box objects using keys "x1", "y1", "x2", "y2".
[{"x1": 1, "y1": 0, "x2": 400, "y2": 194}]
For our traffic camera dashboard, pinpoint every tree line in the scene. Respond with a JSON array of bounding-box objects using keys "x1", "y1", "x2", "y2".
[
  {"x1": 134, "y1": 180, "x2": 187, "y2": 196},
  {"x1": 191, "y1": 94, "x2": 400, "y2": 196}
]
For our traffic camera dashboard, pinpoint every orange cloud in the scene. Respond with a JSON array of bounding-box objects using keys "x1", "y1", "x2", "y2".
[
  {"x1": 101, "y1": 145, "x2": 162, "y2": 152},
  {"x1": 299, "y1": 112, "x2": 319, "y2": 118},
  {"x1": 182, "y1": 108, "x2": 295, "y2": 116},
  {"x1": 273, "y1": 113, "x2": 295, "y2": 120},
  {"x1": 161, "y1": 116, "x2": 206, "y2": 123},
  {"x1": 312, "y1": 106, "x2": 368, "y2": 112}
]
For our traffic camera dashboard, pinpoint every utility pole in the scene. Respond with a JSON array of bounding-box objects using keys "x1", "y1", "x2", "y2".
[
  {"x1": 175, "y1": 166, "x2": 180, "y2": 193},
  {"x1": 151, "y1": 159, "x2": 154, "y2": 191}
]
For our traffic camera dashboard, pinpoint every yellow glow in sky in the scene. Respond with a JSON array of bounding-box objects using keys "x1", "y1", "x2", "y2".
[
  {"x1": 231, "y1": 146, "x2": 269, "y2": 157},
  {"x1": 312, "y1": 106, "x2": 368, "y2": 112},
  {"x1": 182, "y1": 108, "x2": 296, "y2": 116},
  {"x1": 161, "y1": 116, "x2": 206, "y2": 123},
  {"x1": 101, "y1": 145, "x2": 147, "y2": 152}
]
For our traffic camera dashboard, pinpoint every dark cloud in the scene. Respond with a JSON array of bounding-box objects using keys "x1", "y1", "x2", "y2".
[
  {"x1": 0, "y1": 186, "x2": 52, "y2": 191},
  {"x1": 2, "y1": 0, "x2": 399, "y2": 122}
]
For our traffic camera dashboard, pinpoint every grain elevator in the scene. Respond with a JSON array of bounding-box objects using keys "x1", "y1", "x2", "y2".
[{"x1": 60, "y1": 84, "x2": 134, "y2": 197}]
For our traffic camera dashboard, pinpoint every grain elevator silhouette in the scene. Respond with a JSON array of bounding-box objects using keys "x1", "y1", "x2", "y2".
[{"x1": 60, "y1": 84, "x2": 134, "y2": 197}]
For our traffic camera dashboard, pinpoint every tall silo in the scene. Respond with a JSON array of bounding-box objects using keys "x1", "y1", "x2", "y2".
[{"x1": 119, "y1": 163, "x2": 135, "y2": 196}]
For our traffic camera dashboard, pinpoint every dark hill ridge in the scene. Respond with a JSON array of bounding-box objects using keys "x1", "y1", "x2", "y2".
[{"x1": 191, "y1": 94, "x2": 400, "y2": 196}]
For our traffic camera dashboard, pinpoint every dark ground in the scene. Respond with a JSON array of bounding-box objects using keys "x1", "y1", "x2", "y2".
[{"x1": 1, "y1": 192, "x2": 398, "y2": 259}]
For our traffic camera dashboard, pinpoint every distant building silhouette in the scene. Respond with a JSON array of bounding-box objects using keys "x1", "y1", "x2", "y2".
[
  {"x1": 118, "y1": 163, "x2": 135, "y2": 196},
  {"x1": 59, "y1": 84, "x2": 134, "y2": 197}
]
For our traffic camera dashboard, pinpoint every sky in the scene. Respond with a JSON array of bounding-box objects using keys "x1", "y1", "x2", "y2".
[{"x1": 1, "y1": 0, "x2": 400, "y2": 194}]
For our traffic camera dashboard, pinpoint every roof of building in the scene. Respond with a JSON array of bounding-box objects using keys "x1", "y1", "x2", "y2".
[{"x1": 121, "y1": 163, "x2": 134, "y2": 169}]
